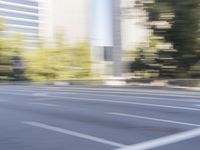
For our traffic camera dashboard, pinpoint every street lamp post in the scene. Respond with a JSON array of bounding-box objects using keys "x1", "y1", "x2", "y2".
[
  {"x1": 90, "y1": 0, "x2": 122, "y2": 77},
  {"x1": 112, "y1": 0, "x2": 122, "y2": 77}
]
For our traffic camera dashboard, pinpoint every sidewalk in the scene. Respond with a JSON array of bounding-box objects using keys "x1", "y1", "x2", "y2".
[{"x1": 0, "y1": 79, "x2": 200, "y2": 92}]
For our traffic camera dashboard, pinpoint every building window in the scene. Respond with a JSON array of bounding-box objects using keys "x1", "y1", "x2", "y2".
[
  {"x1": 104, "y1": 47, "x2": 113, "y2": 61},
  {"x1": 0, "y1": 10, "x2": 39, "y2": 20},
  {"x1": 6, "y1": 19, "x2": 39, "y2": 27},
  {"x1": 0, "y1": 3, "x2": 38, "y2": 14},
  {"x1": 0, "y1": 0, "x2": 38, "y2": 7}
]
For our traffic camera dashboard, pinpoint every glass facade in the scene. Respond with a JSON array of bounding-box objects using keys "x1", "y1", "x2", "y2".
[
  {"x1": 0, "y1": 0, "x2": 38, "y2": 7},
  {"x1": 0, "y1": 10, "x2": 39, "y2": 20},
  {"x1": 0, "y1": 4, "x2": 38, "y2": 13},
  {"x1": 7, "y1": 27, "x2": 39, "y2": 34},
  {"x1": 6, "y1": 19, "x2": 39, "y2": 27},
  {"x1": 0, "y1": 0, "x2": 40, "y2": 49}
]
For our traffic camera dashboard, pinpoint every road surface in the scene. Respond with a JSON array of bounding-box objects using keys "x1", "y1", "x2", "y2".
[{"x1": 0, "y1": 85, "x2": 200, "y2": 150}]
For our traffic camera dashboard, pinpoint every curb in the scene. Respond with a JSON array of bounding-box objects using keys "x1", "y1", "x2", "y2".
[{"x1": 0, "y1": 80, "x2": 200, "y2": 91}]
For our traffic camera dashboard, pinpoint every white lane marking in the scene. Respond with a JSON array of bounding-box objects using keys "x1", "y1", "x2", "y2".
[
  {"x1": 195, "y1": 104, "x2": 200, "y2": 107},
  {"x1": 55, "y1": 92, "x2": 200, "y2": 103},
  {"x1": 0, "y1": 92, "x2": 48, "y2": 98},
  {"x1": 1, "y1": 87, "x2": 200, "y2": 100},
  {"x1": 48, "y1": 95, "x2": 200, "y2": 112},
  {"x1": 22, "y1": 121, "x2": 125, "y2": 148},
  {"x1": 46, "y1": 87, "x2": 200, "y2": 99},
  {"x1": 108, "y1": 112, "x2": 200, "y2": 127},
  {"x1": 115, "y1": 128, "x2": 200, "y2": 150},
  {"x1": 47, "y1": 89, "x2": 200, "y2": 100},
  {"x1": 30, "y1": 102, "x2": 59, "y2": 107},
  {"x1": 0, "y1": 100, "x2": 7, "y2": 102},
  {"x1": 40, "y1": 86, "x2": 200, "y2": 95},
  {"x1": 0, "y1": 92, "x2": 199, "y2": 111},
  {"x1": 0, "y1": 92, "x2": 30, "y2": 96},
  {"x1": 2, "y1": 90, "x2": 200, "y2": 103},
  {"x1": 1, "y1": 85, "x2": 200, "y2": 103},
  {"x1": 33, "y1": 97, "x2": 56, "y2": 101},
  {"x1": 32, "y1": 93, "x2": 48, "y2": 97},
  {"x1": 0, "y1": 91, "x2": 48, "y2": 98}
]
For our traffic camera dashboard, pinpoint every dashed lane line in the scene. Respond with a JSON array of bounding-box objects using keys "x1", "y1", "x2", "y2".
[
  {"x1": 30, "y1": 102, "x2": 59, "y2": 107},
  {"x1": 108, "y1": 112, "x2": 200, "y2": 127}
]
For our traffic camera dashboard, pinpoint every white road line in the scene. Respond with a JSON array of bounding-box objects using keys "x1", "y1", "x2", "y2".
[
  {"x1": 0, "y1": 92, "x2": 199, "y2": 111},
  {"x1": 22, "y1": 121, "x2": 126, "y2": 148},
  {"x1": 0, "y1": 92, "x2": 30, "y2": 96},
  {"x1": 2, "y1": 90, "x2": 200, "y2": 103},
  {"x1": 30, "y1": 102, "x2": 59, "y2": 107},
  {"x1": 45, "y1": 87, "x2": 200, "y2": 98},
  {"x1": 195, "y1": 105, "x2": 200, "y2": 107},
  {"x1": 1, "y1": 86, "x2": 200, "y2": 102},
  {"x1": 115, "y1": 128, "x2": 200, "y2": 150},
  {"x1": 108, "y1": 112, "x2": 200, "y2": 127},
  {"x1": 1, "y1": 87, "x2": 200, "y2": 99},
  {"x1": 41, "y1": 86, "x2": 198, "y2": 95},
  {"x1": 55, "y1": 92, "x2": 200, "y2": 103},
  {"x1": 47, "y1": 89, "x2": 200, "y2": 99},
  {"x1": 33, "y1": 97, "x2": 56, "y2": 101},
  {"x1": 32, "y1": 93, "x2": 48, "y2": 97},
  {"x1": 48, "y1": 95, "x2": 200, "y2": 111},
  {"x1": 0, "y1": 92, "x2": 50, "y2": 99},
  {"x1": 0, "y1": 100, "x2": 7, "y2": 102}
]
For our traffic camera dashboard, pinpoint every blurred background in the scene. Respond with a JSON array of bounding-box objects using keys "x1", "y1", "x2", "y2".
[{"x1": 0, "y1": 0, "x2": 199, "y2": 85}]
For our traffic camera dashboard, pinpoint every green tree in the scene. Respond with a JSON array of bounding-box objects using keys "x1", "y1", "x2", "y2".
[
  {"x1": 0, "y1": 19, "x2": 26, "y2": 81},
  {"x1": 135, "y1": 0, "x2": 200, "y2": 78},
  {"x1": 0, "y1": 38, "x2": 13, "y2": 80},
  {"x1": 0, "y1": 20, "x2": 14, "y2": 80},
  {"x1": 25, "y1": 42, "x2": 92, "y2": 81}
]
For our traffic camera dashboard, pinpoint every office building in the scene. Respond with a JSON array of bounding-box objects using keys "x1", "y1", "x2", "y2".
[
  {"x1": 42, "y1": 0, "x2": 148, "y2": 76},
  {"x1": 40, "y1": 0, "x2": 89, "y2": 47},
  {"x1": 41, "y1": 0, "x2": 148, "y2": 76},
  {"x1": 0, "y1": 0, "x2": 41, "y2": 49}
]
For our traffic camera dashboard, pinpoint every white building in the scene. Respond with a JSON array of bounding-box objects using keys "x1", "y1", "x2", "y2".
[
  {"x1": 41, "y1": 0, "x2": 148, "y2": 49},
  {"x1": 40, "y1": 0, "x2": 89, "y2": 46},
  {"x1": 40, "y1": 0, "x2": 148, "y2": 76},
  {"x1": 0, "y1": 0, "x2": 148, "y2": 50}
]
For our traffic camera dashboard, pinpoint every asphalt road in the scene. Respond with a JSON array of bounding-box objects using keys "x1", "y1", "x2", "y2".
[{"x1": 0, "y1": 85, "x2": 200, "y2": 150}]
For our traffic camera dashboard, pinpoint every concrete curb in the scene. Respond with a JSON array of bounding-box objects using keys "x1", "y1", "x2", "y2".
[{"x1": 0, "y1": 79, "x2": 200, "y2": 91}]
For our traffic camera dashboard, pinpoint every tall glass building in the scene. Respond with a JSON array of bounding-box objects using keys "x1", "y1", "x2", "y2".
[{"x1": 0, "y1": 0, "x2": 40, "y2": 49}]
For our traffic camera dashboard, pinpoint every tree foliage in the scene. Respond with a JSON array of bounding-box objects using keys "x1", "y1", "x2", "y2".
[
  {"x1": 25, "y1": 42, "x2": 92, "y2": 81},
  {"x1": 133, "y1": 0, "x2": 200, "y2": 78},
  {"x1": 0, "y1": 19, "x2": 92, "y2": 81},
  {"x1": 0, "y1": 20, "x2": 25, "y2": 80}
]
